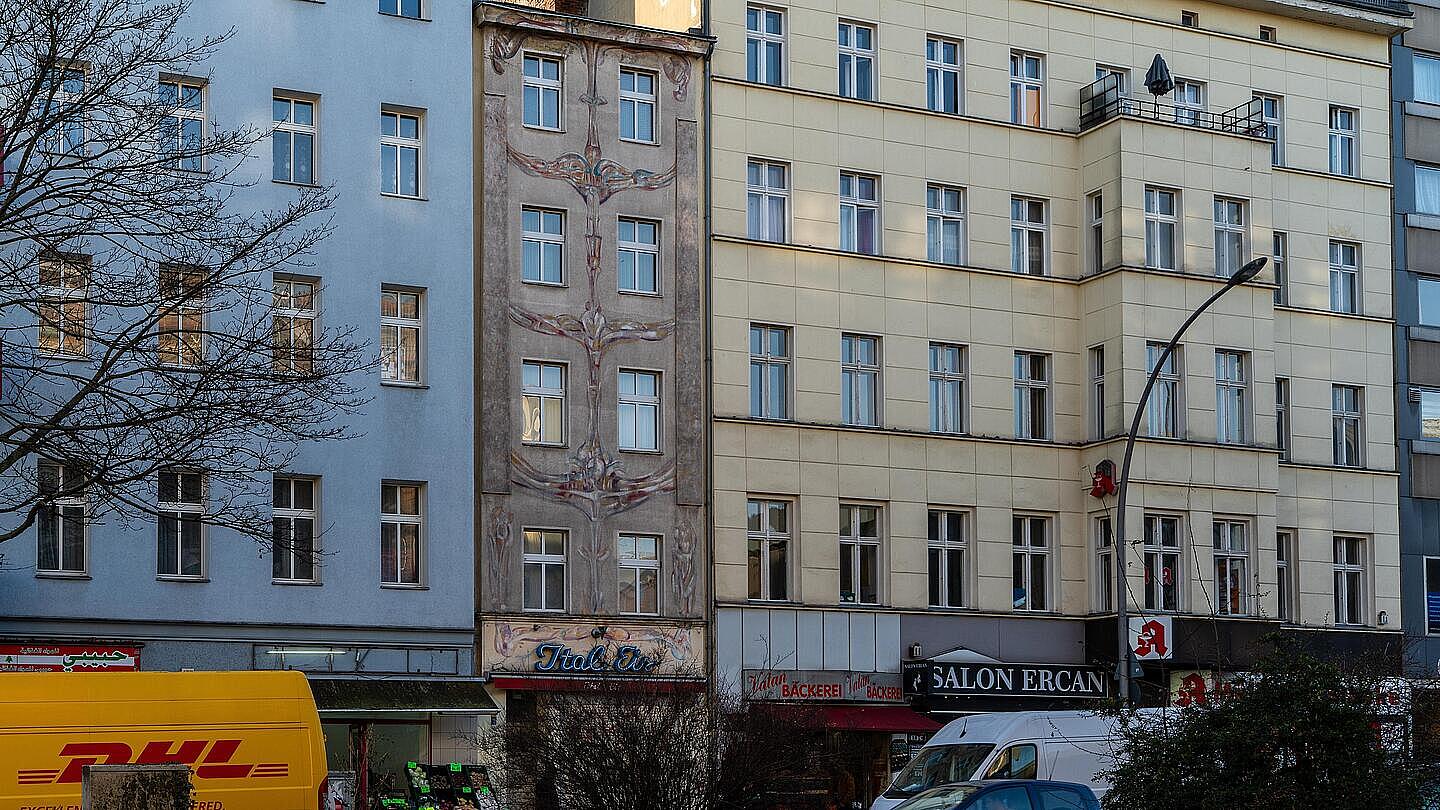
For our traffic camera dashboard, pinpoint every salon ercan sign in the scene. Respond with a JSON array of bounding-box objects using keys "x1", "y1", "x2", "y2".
[
  {"x1": 904, "y1": 662, "x2": 1108, "y2": 699},
  {"x1": 743, "y1": 670, "x2": 904, "y2": 703}
]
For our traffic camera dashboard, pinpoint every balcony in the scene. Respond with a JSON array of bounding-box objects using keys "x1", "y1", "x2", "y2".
[{"x1": 1078, "y1": 74, "x2": 1272, "y2": 139}]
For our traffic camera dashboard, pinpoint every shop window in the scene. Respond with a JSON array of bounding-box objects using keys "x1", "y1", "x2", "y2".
[{"x1": 983, "y1": 743, "x2": 1038, "y2": 780}]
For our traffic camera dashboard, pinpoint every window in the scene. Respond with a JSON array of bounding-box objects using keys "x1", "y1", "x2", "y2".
[
  {"x1": 1422, "y1": 389, "x2": 1440, "y2": 439},
  {"x1": 839, "y1": 172, "x2": 880, "y2": 254},
  {"x1": 619, "y1": 534, "x2": 660, "y2": 615},
  {"x1": 1095, "y1": 516, "x2": 1113, "y2": 612},
  {"x1": 1329, "y1": 106, "x2": 1357, "y2": 177},
  {"x1": 985, "y1": 744, "x2": 1038, "y2": 780},
  {"x1": 1012, "y1": 516, "x2": 1049, "y2": 611},
  {"x1": 926, "y1": 184, "x2": 965, "y2": 265},
  {"x1": 619, "y1": 68, "x2": 657, "y2": 143},
  {"x1": 1329, "y1": 240, "x2": 1359, "y2": 314},
  {"x1": 1216, "y1": 350, "x2": 1249, "y2": 444},
  {"x1": 1143, "y1": 515, "x2": 1181, "y2": 611},
  {"x1": 523, "y1": 55, "x2": 563, "y2": 130},
  {"x1": 523, "y1": 529, "x2": 566, "y2": 611},
  {"x1": 1273, "y1": 232, "x2": 1288, "y2": 305},
  {"x1": 929, "y1": 343, "x2": 965, "y2": 434},
  {"x1": 747, "y1": 498, "x2": 789, "y2": 601},
  {"x1": 522, "y1": 208, "x2": 565, "y2": 285},
  {"x1": 1333, "y1": 536, "x2": 1366, "y2": 625},
  {"x1": 1145, "y1": 187, "x2": 1178, "y2": 270},
  {"x1": 157, "y1": 469, "x2": 204, "y2": 578},
  {"x1": 1009, "y1": 51, "x2": 1043, "y2": 126},
  {"x1": 839, "y1": 504, "x2": 880, "y2": 605},
  {"x1": 750, "y1": 324, "x2": 790, "y2": 420},
  {"x1": 1332, "y1": 384, "x2": 1363, "y2": 467},
  {"x1": 380, "y1": 483, "x2": 422, "y2": 586},
  {"x1": 1255, "y1": 94, "x2": 1282, "y2": 165},
  {"x1": 1425, "y1": 278, "x2": 1440, "y2": 326},
  {"x1": 1174, "y1": 79, "x2": 1204, "y2": 126},
  {"x1": 1213, "y1": 198, "x2": 1247, "y2": 278},
  {"x1": 746, "y1": 6, "x2": 785, "y2": 86},
  {"x1": 1417, "y1": 53, "x2": 1440, "y2": 105},
  {"x1": 1013, "y1": 352, "x2": 1050, "y2": 440},
  {"x1": 380, "y1": 288, "x2": 422, "y2": 383},
  {"x1": 1213, "y1": 520, "x2": 1249, "y2": 615},
  {"x1": 38, "y1": 253, "x2": 87, "y2": 357},
  {"x1": 272, "y1": 96, "x2": 316, "y2": 184},
  {"x1": 747, "y1": 160, "x2": 788, "y2": 242},
  {"x1": 1010, "y1": 197, "x2": 1047, "y2": 275},
  {"x1": 841, "y1": 333, "x2": 880, "y2": 427},
  {"x1": 618, "y1": 369, "x2": 660, "y2": 451},
  {"x1": 45, "y1": 67, "x2": 84, "y2": 154},
  {"x1": 1277, "y1": 531, "x2": 1296, "y2": 622},
  {"x1": 1181, "y1": 10, "x2": 1199, "y2": 27},
  {"x1": 928, "y1": 510, "x2": 966, "y2": 608},
  {"x1": 272, "y1": 476, "x2": 316, "y2": 582},
  {"x1": 36, "y1": 461, "x2": 85, "y2": 575},
  {"x1": 1089, "y1": 345, "x2": 1106, "y2": 439},
  {"x1": 1095, "y1": 65, "x2": 1128, "y2": 96},
  {"x1": 1087, "y1": 191, "x2": 1103, "y2": 274},
  {"x1": 158, "y1": 264, "x2": 204, "y2": 368},
  {"x1": 1426, "y1": 557, "x2": 1440, "y2": 635},
  {"x1": 926, "y1": 37, "x2": 962, "y2": 114},
  {"x1": 522, "y1": 361, "x2": 566, "y2": 445},
  {"x1": 837, "y1": 22, "x2": 875, "y2": 101},
  {"x1": 1259, "y1": 25, "x2": 1277, "y2": 42},
  {"x1": 379, "y1": 0, "x2": 421, "y2": 17},
  {"x1": 273, "y1": 276, "x2": 315, "y2": 375},
  {"x1": 380, "y1": 109, "x2": 421, "y2": 197},
  {"x1": 1147, "y1": 343, "x2": 1182, "y2": 439},
  {"x1": 618, "y1": 217, "x2": 659, "y2": 294},
  {"x1": 159, "y1": 79, "x2": 205, "y2": 171},
  {"x1": 1276, "y1": 378, "x2": 1291, "y2": 460}
]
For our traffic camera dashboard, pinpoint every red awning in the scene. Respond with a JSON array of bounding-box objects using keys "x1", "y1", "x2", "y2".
[{"x1": 816, "y1": 705, "x2": 943, "y2": 733}]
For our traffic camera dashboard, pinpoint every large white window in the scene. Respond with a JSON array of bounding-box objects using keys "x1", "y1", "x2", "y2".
[
  {"x1": 272, "y1": 476, "x2": 317, "y2": 583},
  {"x1": 1214, "y1": 520, "x2": 1250, "y2": 615},
  {"x1": 839, "y1": 172, "x2": 880, "y2": 255},
  {"x1": 1009, "y1": 51, "x2": 1043, "y2": 126},
  {"x1": 159, "y1": 78, "x2": 205, "y2": 171},
  {"x1": 750, "y1": 324, "x2": 790, "y2": 420},
  {"x1": 1147, "y1": 343, "x2": 1182, "y2": 439},
  {"x1": 380, "y1": 482, "x2": 423, "y2": 586},
  {"x1": 618, "y1": 369, "x2": 660, "y2": 452},
  {"x1": 522, "y1": 207, "x2": 565, "y2": 285},
  {"x1": 380, "y1": 288, "x2": 422, "y2": 384},
  {"x1": 838, "y1": 22, "x2": 875, "y2": 101},
  {"x1": 522, "y1": 360, "x2": 567, "y2": 445},
  {"x1": 1333, "y1": 536, "x2": 1367, "y2": 625},
  {"x1": 1145, "y1": 187, "x2": 1178, "y2": 271},
  {"x1": 1143, "y1": 514, "x2": 1182, "y2": 611},
  {"x1": 618, "y1": 217, "x2": 659, "y2": 294},
  {"x1": 928, "y1": 509, "x2": 966, "y2": 608},
  {"x1": 272, "y1": 96, "x2": 316, "y2": 184},
  {"x1": 619, "y1": 534, "x2": 660, "y2": 615},
  {"x1": 747, "y1": 159, "x2": 788, "y2": 242},
  {"x1": 523, "y1": 528, "x2": 566, "y2": 611},
  {"x1": 1329, "y1": 240, "x2": 1359, "y2": 314},
  {"x1": 1013, "y1": 352, "x2": 1050, "y2": 440},
  {"x1": 1213, "y1": 197, "x2": 1247, "y2": 278},
  {"x1": 929, "y1": 343, "x2": 965, "y2": 434},
  {"x1": 1273, "y1": 232, "x2": 1288, "y2": 305},
  {"x1": 1332, "y1": 384, "x2": 1363, "y2": 467},
  {"x1": 1216, "y1": 350, "x2": 1249, "y2": 444},
  {"x1": 839, "y1": 504, "x2": 881, "y2": 605},
  {"x1": 926, "y1": 37, "x2": 962, "y2": 114},
  {"x1": 1276, "y1": 377, "x2": 1291, "y2": 461},
  {"x1": 1010, "y1": 197, "x2": 1047, "y2": 275},
  {"x1": 1255, "y1": 93, "x2": 1283, "y2": 166},
  {"x1": 1089, "y1": 345, "x2": 1106, "y2": 440},
  {"x1": 38, "y1": 253, "x2": 87, "y2": 357},
  {"x1": 1174, "y1": 79, "x2": 1204, "y2": 125},
  {"x1": 747, "y1": 498, "x2": 789, "y2": 601},
  {"x1": 746, "y1": 6, "x2": 785, "y2": 86},
  {"x1": 158, "y1": 264, "x2": 203, "y2": 368},
  {"x1": 1095, "y1": 516, "x2": 1114, "y2": 612},
  {"x1": 619, "y1": 68, "x2": 657, "y2": 144},
  {"x1": 1329, "y1": 105, "x2": 1357, "y2": 177},
  {"x1": 926, "y1": 184, "x2": 965, "y2": 265},
  {"x1": 523, "y1": 55, "x2": 563, "y2": 130},
  {"x1": 36, "y1": 461, "x2": 86, "y2": 575},
  {"x1": 157, "y1": 469, "x2": 204, "y2": 579},
  {"x1": 273, "y1": 276, "x2": 315, "y2": 375},
  {"x1": 842, "y1": 333, "x2": 880, "y2": 427},
  {"x1": 1012, "y1": 515, "x2": 1050, "y2": 611},
  {"x1": 380, "y1": 109, "x2": 422, "y2": 198}
]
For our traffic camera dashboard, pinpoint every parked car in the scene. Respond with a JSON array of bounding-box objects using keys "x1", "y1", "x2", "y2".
[{"x1": 892, "y1": 780, "x2": 1100, "y2": 810}]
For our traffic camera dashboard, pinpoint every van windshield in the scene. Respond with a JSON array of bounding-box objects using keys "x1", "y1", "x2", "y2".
[{"x1": 883, "y1": 744, "x2": 995, "y2": 799}]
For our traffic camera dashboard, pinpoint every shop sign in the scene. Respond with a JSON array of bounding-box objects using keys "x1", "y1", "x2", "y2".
[
  {"x1": 0, "y1": 643, "x2": 139, "y2": 672},
  {"x1": 742, "y1": 670, "x2": 904, "y2": 703},
  {"x1": 481, "y1": 620, "x2": 703, "y2": 678},
  {"x1": 904, "y1": 661, "x2": 1108, "y2": 699},
  {"x1": 1128, "y1": 616, "x2": 1173, "y2": 661}
]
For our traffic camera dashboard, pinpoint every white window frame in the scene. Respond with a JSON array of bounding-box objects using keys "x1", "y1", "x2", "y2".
[
  {"x1": 380, "y1": 287, "x2": 423, "y2": 384},
  {"x1": 619, "y1": 66, "x2": 658, "y2": 144},
  {"x1": 379, "y1": 0, "x2": 423, "y2": 19},
  {"x1": 273, "y1": 275, "x2": 315, "y2": 375},
  {"x1": 618, "y1": 368, "x2": 661, "y2": 452},
  {"x1": 1216, "y1": 349, "x2": 1250, "y2": 444},
  {"x1": 926, "y1": 37, "x2": 962, "y2": 114},
  {"x1": 837, "y1": 21, "x2": 876, "y2": 101},
  {"x1": 1255, "y1": 93, "x2": 1283, "y2": 166},
  {"x1": 1329, "y1": 240, "x2": 1359, "y2": 315},
  {"x1": 1144, "y1": 186, "x2": 1178, "y2": 271},
  {"x1": 746, "y1": 5, "x2": 786, "y2": 86},
  {"x1": 523, "y1": 527, "x2": 567, "y2": 612},
  {"x1": 1013, "y1": 351, "x2": 1051, "y2": 440},
  {"x1": 1276, "y1": 377, "x2": 1291, "y2": 461},
  {"x1": 157, "y1": 469, "x2": 205, "y2": 579},
  {"x1": 1010, "y1": 196, "x2": 1048, "y2": 276},
  {"x1": 839, "y1": 171, "x2": 880, "y2": 254},
  {"x1": 159, "y1": 78, "x2": 206, "y2": 171},
  {"x1": 157, "y1": 264, "x2": 203, "y2": 368},
  {"x1": 1089, "y1": 345, "x2": 1106, "y2": 440},
  {"x1": 750, "y1": 324, "x2": 791, "y2": 420},
  {"x1": 272, "y1": 475, "x2": 318, "y2": 583},
  {"x1": 1087, "y1": 190, "x2": 1104, "y2": 274},
  {"x1": 380, "y1": 108, "x2": 423, "y2": 198},
  {"x1": 1142, "y1": 513, "x2": 1183, "y2": 612},
  {"x1": 38, "y1": 253, "x2": 87, "y2": 358},
  {"x1": 926, "y1": 183, "x2": 965, "y2": 265},
  {"x1": 1422, "y1": 389, "x2": 1440, "y2": 440},
  {"x1": 1009, "y1": 51, "x2": 1044, "y2": 126},
  {"x1": 618, "y1": 216, "x2": 660, "y2": 294},
  {"x1": 1418, "y1": 53, "x2": 1440, "y2": 105},
  {"x1": 1273, "y1": 231, "x2": 1288, "y2": 305},
  {"x1": 522, "y1": 360, "x2": 567, "y2": 446},
  {"x1": 1012, "y1": 515, "x2": 1051, "y2": 612},
  {"x1": 1333, "y1": 535, "x2": 1367, "y2": 625},
  {"x1": 1213, "y1": 197, "x2": 1247, "y2": 278},
  {"x1": 841, "y1": 333, "x2": 881, "y2": 427},
  {"x1": 928, "y1": 509, "x2": 967, "y2": 608},
  {"x1": 1332, "y1": 384, "x2": 1364, "y2": 468},
  {"x1": 272, "y1": 95, "x2": 317, "y2": 184},
  {"x1": 747, "y1": 159, "x2": 789, "y2": 242},
  {"x1": 1147, "y1": 342, "x2": 1183, "y2": 439},
  {"x1": 522, "y1": 207, "x2": 565, "y2": 286},
  {"x1": 522, "y1": 53, "x2": 564, "y2": 131},
  {"x1": 1095, "y1": 516, "x2": 1114, "y2": 613},
  {"x1": 747, "y1": 498, "x2": 790, "y2": 601},
  {"x1": 1174, "y1": 78, "x2": 1205, "y2": 126},
  {"x1": 618, "y1": 533, "x2": 661, "y2": 615},
  {"x1": 1213, "y1": 519, "x2": 1251, "y2": 616},
  {"x1": 929, "y1": 342, "x2": 966, "y2": 434},
  {"x1": 47, "y1": 66, "x2": 85, "y2": 155},
  {"x1": 36, "y1": 460, "x2": 86, "y2": 576},
  {"x1": 1329, "y1": 105, "x2": 1358, "y2": 177},
  {"x1": 380, "y1": 482, "x2": 424, "y2": 586},
  {"x1": 1095, "y1": 65, "x2": 1129, "y2": 97},
  {"x1": 1277, "y1": 530, "x2": 1296, "y2": 622},
  {"x1": 839, "y1": 503, "x2": 881, "y2": 605}
]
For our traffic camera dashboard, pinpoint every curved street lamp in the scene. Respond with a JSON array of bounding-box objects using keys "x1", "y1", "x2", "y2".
[{"x1": 1114, "y1": 255, "x2": 1267, "y2": 706}]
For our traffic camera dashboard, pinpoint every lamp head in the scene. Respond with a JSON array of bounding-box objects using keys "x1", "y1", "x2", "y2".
[{"x1": 1232, "y1": 256, "x2": 1267, "y2": 284}]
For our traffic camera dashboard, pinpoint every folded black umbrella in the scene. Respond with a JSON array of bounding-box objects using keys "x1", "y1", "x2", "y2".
[{"x1": 1145, "y1": 53, "x2": 1174, "y2": 97}]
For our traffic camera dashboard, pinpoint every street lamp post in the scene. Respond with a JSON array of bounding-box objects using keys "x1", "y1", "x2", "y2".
[{"x1": 1114, "y1": 256, "x2": 1267, "y2": 707}]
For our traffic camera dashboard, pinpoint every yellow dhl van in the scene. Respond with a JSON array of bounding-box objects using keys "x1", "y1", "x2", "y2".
[{"x1": 0, "y1": 670, "x2": 326, "y2": 810}]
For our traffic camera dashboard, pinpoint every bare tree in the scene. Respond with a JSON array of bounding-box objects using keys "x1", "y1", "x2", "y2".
[{"x1": 0, "y1": 0, "x2": 365, "y2": 561}]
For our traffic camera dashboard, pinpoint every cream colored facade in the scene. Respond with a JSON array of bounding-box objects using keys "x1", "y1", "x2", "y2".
[{"x1": 710, "y1": 0, "x2": 1408, "y2": 651}]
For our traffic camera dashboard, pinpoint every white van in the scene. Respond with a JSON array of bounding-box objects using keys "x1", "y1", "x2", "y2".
[{"x1": 871, "y1": 710, "x2": 1154, "y2": 810}]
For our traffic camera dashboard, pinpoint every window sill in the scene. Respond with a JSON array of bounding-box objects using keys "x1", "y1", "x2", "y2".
[
  {"x1": 522, "y1": 441, "x2": 568, "y2": 449},
  {"x1": 618, "y1": 289, "x2": 663, "y2": 298},
  {"x1": 380, "y1": 380, "x2": 429, "y2": 390},
  {"x1": 619, "y1": 447, "x2": 663, "y2": 455},
  {"x1": 273, "y1": 179, "x2": 322, "y2": 189},
  {"x1": 521, "y1": 607, "x2": 568, "y2": 613},
  {"x1": 522, "y1": 279, "x2": 568, "y2": 289},
  {"x1": 379, "y1": 11, "x2": 431, "y2": 21},
  {"x1": 380, "y1": 583, "x2": 428, "y2": 590},
  {"x1": 522, "y1": 125, "x2": 566, "y2": 135},
  {"x1": 157, "y1": 575, "x2": 209, "y2": 583},
  {"x1": 35, "y1": 571, "x2": 90, "y2": 580},
  {"x1": 619, "y1": 137, "x2": 661, "y2": 147},
  {"x1": 380, "y1": 192, "x2": 428, "y2": 202},
  {"x1": 619, "y1": 611, "x2": 662, "y2": 617},
  {"x1": 272, "y1": 578, "x2": 323, "y2": 587},
  {"x1": 838, "y1": 602, "x2": 885, "y2": 609},
  {"x1": 36, "y1": 352, "x2": 89, "y2": 362}
]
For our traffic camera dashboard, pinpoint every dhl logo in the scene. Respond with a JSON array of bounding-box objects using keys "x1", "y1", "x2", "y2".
[{"x1": 16, "y1": 740, "x2": 289, "y2": 785}]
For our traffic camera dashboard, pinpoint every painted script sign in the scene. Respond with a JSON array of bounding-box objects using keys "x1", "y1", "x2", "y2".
[
  {"x1": 534, "y1": 643, "x2": 661, "y2": 674},
  {"x1": 481, "y1": 620, "x2": 702, "y2": 678},
  {"x1": 742, "y1": 669, "x2": 904, "y2": 703},
  {"x1": 904, "y1": 661, "x2": 1108, "y2": 699}
]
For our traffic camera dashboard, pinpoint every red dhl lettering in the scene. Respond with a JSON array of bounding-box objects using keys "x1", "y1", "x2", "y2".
[{"x1": 17, "y1": 740, "x2": 289, "y2": 785}]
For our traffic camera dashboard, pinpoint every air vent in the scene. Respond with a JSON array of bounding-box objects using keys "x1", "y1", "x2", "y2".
[{"x1": 1411, "y1": 387, "x2": 1425, "y2": 403}]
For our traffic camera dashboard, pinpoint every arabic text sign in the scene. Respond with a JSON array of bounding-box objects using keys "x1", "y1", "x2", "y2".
[{"x1": 0, "y1": 644, "x2": 139, "y2": 672}]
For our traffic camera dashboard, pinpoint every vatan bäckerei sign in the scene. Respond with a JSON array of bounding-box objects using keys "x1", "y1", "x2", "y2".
[{"x1": 904, "y1": 661, "x2": 1108, "y2": 699}]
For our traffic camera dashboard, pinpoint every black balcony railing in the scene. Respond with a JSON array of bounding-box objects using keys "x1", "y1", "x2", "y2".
[{"x1": 1078, "y1": 74, "x2": 1272, "y2": 139}]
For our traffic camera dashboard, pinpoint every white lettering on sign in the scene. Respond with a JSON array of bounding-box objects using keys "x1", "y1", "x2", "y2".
[{"x1": 913, "y1": 664, "x2": 1108, "y2": 698}]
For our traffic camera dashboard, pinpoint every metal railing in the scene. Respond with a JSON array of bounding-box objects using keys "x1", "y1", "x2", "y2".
[{"x1": 1078, "y1": 74, "x2": 1272, "y2": 139}]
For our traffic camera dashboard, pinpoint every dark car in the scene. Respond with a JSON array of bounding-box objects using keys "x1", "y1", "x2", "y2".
[{"x1": 891, "y1": 780, "x2": 1100, "y2": 810}]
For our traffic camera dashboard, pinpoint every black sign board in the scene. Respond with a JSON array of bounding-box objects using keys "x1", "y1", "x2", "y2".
[{"x1": 904, "y1": 661, "x2": 1108, "y2": 699}]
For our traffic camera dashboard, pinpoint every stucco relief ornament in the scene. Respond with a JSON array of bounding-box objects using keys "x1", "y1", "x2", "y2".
[
  {"x1": 486, "y1": 506, "x2": 513, "y2": 609},
  {"x1": 671, "y1": 513, "x2": 698, "y2": 615}
]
